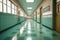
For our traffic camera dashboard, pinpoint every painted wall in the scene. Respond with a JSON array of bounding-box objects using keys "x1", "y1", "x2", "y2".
[
  {"x1": 0, "y1": 12, "x2": 26, "y2": 32},
  {"x1": 37, "y1": 0, "x2": 53, "y2": 29}
]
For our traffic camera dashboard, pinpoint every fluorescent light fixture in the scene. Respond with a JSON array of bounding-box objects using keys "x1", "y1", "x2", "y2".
[
  {"x1": 28, "y1": 27, "x2": 31, "y2": 30},
  {"x1": 27, "y1": 7, "x2": 32, "y2": 9},
  {"x1": 28, "y1": 11, "x2": 31, "y2": 12},
  {"x1": 26, "y1": 0, "x2": 34, "y2": 2}
]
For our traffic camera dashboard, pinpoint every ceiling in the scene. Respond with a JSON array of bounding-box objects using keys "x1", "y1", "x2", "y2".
[{"x1": 18, "y1": 0, "x2": 42, "y2": 15}]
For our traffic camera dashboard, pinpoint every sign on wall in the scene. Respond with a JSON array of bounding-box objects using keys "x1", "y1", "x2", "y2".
[{"x1": 43, "y1": 6, "x2": 50, "y2": 13}]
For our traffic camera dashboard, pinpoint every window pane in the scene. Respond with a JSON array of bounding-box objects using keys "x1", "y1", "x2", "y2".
[
  {"x1": 7, "y1": 0, "x2": 11, "y2": 6},
  {"x1": 15, "y1": 6, "x2": 17, "y2": 15},
  {"x1": 3, "y1": 0, "x2": 6, "y2": 4},
  {"x1": 15, "y1": 6, "x2": 17, "y2": 10},
  {"x1": 3, "y1": 4, "x2": 6, "y2": 13},
  {"x1": 15, "y1": 10, "x2": 17, "y2": 15},
  {"x1": 12, "y1": 4, "x2": 14, "y2": 9},
  {"x1": 12, "y1": 9, "x2": 14, "y2": 14},
  {"x1": 0, "y1": 0, "x2": 2, "y2": 2},
  {"x1": 7, "y1": 6, "x2": 11, "y2": 13},
  {"x1": 0, "y1": 2, "x2": 2, "y2": 12}
]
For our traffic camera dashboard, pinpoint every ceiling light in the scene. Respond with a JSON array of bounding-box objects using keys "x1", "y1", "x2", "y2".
[
  {"x1": 26, "y1": 0, "x2": 34, "y2": 2},
  {"x1": 28, "y1": 11, "x2": 31, "y2": 12},
  {"x1": 27, "y1": 7, "x2": 32, "y2": 9}
]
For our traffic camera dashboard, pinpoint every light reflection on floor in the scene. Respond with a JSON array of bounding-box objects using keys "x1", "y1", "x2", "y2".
[
  {"x1": 20, "y1": 20, "x2": 28, "y2": 35},
  {"x1": 27, "y1": 20, "x2": 31, "y2": 34},
  {"x1": 0, "y1": 19, "x2": 60, "y2": 40},
  {"x1": 11, "y1": 19, "x2": 60, "y2": 40},
  {"x1": 26, "y1": 37, "x2": 32, "y2": 40},
  {"x1": 12, "y1": 35, "x2": 17, "y2": 40}
]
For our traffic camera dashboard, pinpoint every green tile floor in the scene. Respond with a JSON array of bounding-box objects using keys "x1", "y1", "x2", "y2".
[{"x1": 0, "y1": 19, "x2": 60, "y2": 40}]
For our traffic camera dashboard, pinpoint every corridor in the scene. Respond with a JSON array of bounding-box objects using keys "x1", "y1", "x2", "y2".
[{"x1": 0, "y1": 0, "x2": 60, "y2": 40}]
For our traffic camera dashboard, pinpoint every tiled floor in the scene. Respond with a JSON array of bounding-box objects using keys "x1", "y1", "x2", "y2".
[{"x1": 0, "y1": 19, "x2": 60, "y2": 40}]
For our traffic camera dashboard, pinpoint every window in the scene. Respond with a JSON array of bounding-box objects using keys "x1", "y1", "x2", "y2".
[
  {"x1": 15, "y1": 6, "x2": 17, "y2": 15},
  {"x1": 0, "y1": 2, "x2": 2, "y2": 12},
  {"x1": 0, "y1": 0, "x2": 17, "y2": 15},
  {"x1": 7, "y1": 0, "x2": 11, "y2": 6},
  {"x1": 15, "y1": 10, "x2": 16, "y2": 15},
  {"x1": 0, "y1": 0, "x2": 2, "y2": 2},
  {"x1": 3, "y1": 4, "x2": 6, "y2": 13},
  {"x1": 7, "y1": 0, "x2": 11, "y2": 13},
  {"x1": 12, "y1": 9, "x2": 14, "y2": 14},
  {"x1": 12, "y1": 4, "x2": 14, "y2": 9},
  {"x1": 12, "y1": 4, "x2": 14, "y2": 14},
  {"x1": 15, "y1": 6, "x2": 17, "y2": 10},
  {"x1": 3, "y1": 0, "x2": 6, "y2": 4},
  {"x1": 7, "y1": 6, "x2": 11, "y2": 13},
  {"x1": 3, "y1": 0, "x2": 7, "y2": 13}
]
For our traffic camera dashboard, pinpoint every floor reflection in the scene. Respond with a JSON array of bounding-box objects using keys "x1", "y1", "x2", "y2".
[
  {"x1": 2, "y1": 19, "x2": 60, "y2": 40},
  {"x1": 12, "y1": 19, "x2": 60, "y2": 40},
  {"x1": 26, "y1": 36, "x2": 32, "y2": 40}
]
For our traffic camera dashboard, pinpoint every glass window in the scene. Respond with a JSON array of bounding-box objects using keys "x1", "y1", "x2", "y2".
[
  {"x1": 0, "y1": 0, "x2": 17, "y2": 15},
  {"x1": 12, "y1": 4, "x2": 14, "y2": 9},
  {"x1": 12, "y1": 9, "x2": 14, "y2": 14},
  {"x1": 0, "y1": 0, "x2": 2, "y2": 2},
  {"x1": 15, "y1": 6, "x2": 17, "y2": 10},
  {"x1": 15, "y1": 6, "x2": 17, "y2": 14},
  {"x1": 0, "y1": 2, "x2": 2, "y2": 12},
  {"x1": 7, "y1": 0, "x2": 11, "y2": 6},
  {"x1": 3, "y1": 4, "x2": 6, "y2": 13},
  {"x1": 3, "y1": 0, "x2": 6, "y2": 4},
  {"x1": 7, "y1": 6, "x2": 11, "y2": 13},
  {"x1": 15, "y1": 10, "x2": 17, "y2": 15}
]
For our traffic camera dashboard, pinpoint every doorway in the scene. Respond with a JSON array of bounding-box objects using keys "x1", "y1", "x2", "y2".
[{"x1": 40, "y1": 7, "x2": 42, "y2": 33}]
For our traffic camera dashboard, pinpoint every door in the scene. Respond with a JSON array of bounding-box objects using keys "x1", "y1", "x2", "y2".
[
  {"x1": 40, "y1": 7, "x2": 42, "y2": 33},
  {"x1": 56, "y1": 1, "x2": 60, "y2": 32}
]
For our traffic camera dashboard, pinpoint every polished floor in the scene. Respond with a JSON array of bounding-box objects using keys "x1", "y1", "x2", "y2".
[{"x1": 0, "y1": 19, "x2": 60, "y2": 40}]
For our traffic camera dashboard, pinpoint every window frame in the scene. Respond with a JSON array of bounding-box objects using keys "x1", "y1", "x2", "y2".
[{"x1": 0, "y1": 0, "x2": 17, "y2": 15}]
